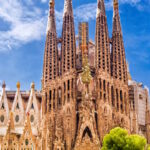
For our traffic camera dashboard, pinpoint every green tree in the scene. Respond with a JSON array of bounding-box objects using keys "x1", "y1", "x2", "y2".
[
  {"x1": 125, "y1": 135, "x2": 146, "y2": 150},
  {"x1": 101, "y1": 127, "x2": 148, "y2": 150},
  {"x1": 101, "y1": 127, "x2": 128, "y2": 150},
  {"x1": 147, "y1": 145, "x2": 150, "y2": 150}
]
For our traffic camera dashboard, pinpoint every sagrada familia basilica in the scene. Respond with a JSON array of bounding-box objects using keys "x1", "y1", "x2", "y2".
[{"x1": 0, "y1": 0, "x2": 150, "y2": 149}]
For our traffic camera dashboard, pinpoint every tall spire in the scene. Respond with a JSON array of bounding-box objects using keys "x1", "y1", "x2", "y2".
[
  {"x1": 64, "y1": 0, "x2": 73, "y2": 16},
  {"x1": 95, "y1": 0, "x2": 110, "y2": 74},
  {"x1": 113, "y1": 0, "x2": 122, "y2": 33},
  {"x1": 96, "y1": 0, "x2": 106, "y2": 17},
  {"x1": 95, "y1": 0, "x2": 111, "y2": 137},
  {"x1": 61, "y1": 0, "x2": 76, "y2": 75},
  {"x1": 60, "y1": 1, "x2": 76, "y2": 149},
  {"x1": 111, "y1": 0, "x2": 128, "y2": 83},
  {"x1": 43, "y1": 0, "x2": 58, "y2": 87},
  {"x1": 113, "y1": 0, "x2": 119, "y2": 13},
  {"x1": 42, "y1": 0, "x2": 58, "y2": 115},
  {"x1": 47, "y1": 0, "x2": 56, "y2": 32}
]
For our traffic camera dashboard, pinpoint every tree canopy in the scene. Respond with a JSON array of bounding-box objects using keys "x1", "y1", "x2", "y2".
[{"x1": 101, "y1": 127, "x2": 148, "y2": 150}]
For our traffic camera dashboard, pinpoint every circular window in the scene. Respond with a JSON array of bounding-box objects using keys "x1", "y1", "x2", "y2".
[
  {"x1": 25, "y1": 139, "x2": 29, "y2": 145},
  {"x1": 0, "y1": 115, "x2": 4, "y2": 123},
  {"x1": 30, "y1": 115, "x2": 34, "y2": 123},
  {"x1": 15, "y1": 115, "x2": 19, "y2": 123}
]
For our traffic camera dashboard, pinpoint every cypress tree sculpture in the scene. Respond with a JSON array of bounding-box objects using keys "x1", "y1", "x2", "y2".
[{"x1": 81, "y1": 54, "x2": 92, "y2": 93}]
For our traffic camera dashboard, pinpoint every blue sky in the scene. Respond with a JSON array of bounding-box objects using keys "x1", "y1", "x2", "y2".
[{"x1": 0, "y1": 0, "x2": 150, "y2": 93}]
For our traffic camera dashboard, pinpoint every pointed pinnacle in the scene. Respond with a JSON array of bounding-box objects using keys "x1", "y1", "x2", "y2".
[
  {"x1": 97, "y1": 0, "x2": 106, "y2": 17},
  {"x1": 16, "y1": 81, "x2": 20, "y2": 89},
  {"x1": 112, "y1": 0, "x2": 121, "y2": 33},
  {"x1": 2, "y1": 81, "x2": 6, "y2": 89},
  {"x1": 47, "y1": 0, "x2": 56, "y2": 32},
  {"x1": 49, "y1": 0, "x2": 55, "y2": 8},
  {"x1": 64, "y1": 0, "x2": 73, "y2": 16},
  {"x1": 113, "y1": 0, "x2": 119, "y2": 11}
]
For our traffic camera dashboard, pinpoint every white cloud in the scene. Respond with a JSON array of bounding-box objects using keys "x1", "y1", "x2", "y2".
[
  {"x1": 69, "y1": 0, "x2": 142, "y2": 23},
  {"x1": 74, "y1": 3, "x2": 97, "y2": 21},
  {"x1": 41, "y1": 0, "x2": 47, "y2": 3},
  {"x1": 54, "y1": 1, "x2": 112, "y2": 31},
  {"x1": 0, "y1": 0, "x2": 147, "y2": 52},
  {"x1": 0, "y1": 0, "x2": 47, "y2": 51},
  {"x1": 55, "y1": 10, "x2": 63, "y2": 32},
  {"x1": 120, "y1": 0, "x2": 141, "y2": 5}
]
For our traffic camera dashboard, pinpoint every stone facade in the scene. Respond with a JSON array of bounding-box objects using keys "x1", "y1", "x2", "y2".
[
  {"x1": 0, "y1": 0, "x2": 150, "y2": 149},
  {"x1": 0, "y1": 82, "x2": 42, "y2": 149},
  {"x1": 129, "y1": 80, "x2": 150, "y2": 142}
]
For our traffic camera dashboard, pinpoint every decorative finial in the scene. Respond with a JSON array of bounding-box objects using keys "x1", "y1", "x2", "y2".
[
  {"x1": 2, "y1": 81, "x2": 6, "y2": 89},
  {"x1": 16, "y1": 82, "x2": 20, "y2": 89},
  {"x1": 113, "y1": 0, "x2": 118, "y2": 10},
  {"x1": 49, "y1": 0, "x2": 55, "y2": 8},
  {"x1": 97, "y1": 0, "x2": 105, "y2": 17},
  {"x1": 47, "y1": 0, "x2": 56, "y2": 33},
  {"x1": 31, "y1": 82, "x2": 35, "y2": 89},
  {"x1": 64, "y1": 0, "x2": 73, "y2": 15}
]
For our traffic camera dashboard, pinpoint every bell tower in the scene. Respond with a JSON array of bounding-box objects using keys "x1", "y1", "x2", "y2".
[
  {"x1": 42, "y1": 0, "x2": 59, "y2": 114},
  {"x1": 111, "y1": 0, "x2": 130, "y2": 129},
  {"x1": 60, "y1": 0, "x2": 76, "y2": 149},
  {"x1": 111, "y1": 0, "x2": 128, "y2": 83},
  {"x1": 61, "y1": 0, "x2": 76, "y2": 75},
  {"x1": 42, "y1": 0, "x2": 59, "y2": 149},
  {"x1": 95, "y1": 0, "x2": 112, "y2": 141}
]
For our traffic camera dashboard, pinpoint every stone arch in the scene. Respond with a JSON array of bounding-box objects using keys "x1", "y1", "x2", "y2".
[
  {"x1": 111, "y1": 86, "x2": 115, "y2": 107},
  {"x1": 121, "y1": 118, "x2": 124, "y2": 123},
  {"x1": 82, "y1": 126, "x2": 93, "y2": 140},
  {"x1": 104, "y1": 107, "x2": 107, "y2": 114},
  {"x1": 116, "y1": 89, "x2": 119, "y2": 111},
  {"x1": 67, "y1": 107, "x2": 71, "y2": 114},
  {"x1": 121, "y1": 117, "x2": 125, "y2": 127},
  {"x1": 124, "y1": 92, "x2": 127, "y2": 114},
  {"x1": 79, "y1": 122, "x2": 96, "y2": 141},
  {"x1": 103, "y1": 104, "x2": 112, "y2": 116},
  {"x1": 57, "y1": 87, "x2": 62, "y2": 107}
]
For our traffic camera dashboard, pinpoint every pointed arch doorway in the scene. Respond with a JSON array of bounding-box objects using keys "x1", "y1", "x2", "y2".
[
  {"x1": 82, "y1": 126, "x2": 93, "y2": 140},
  {"x1": 74, "y1": 126, "x2": 100, "y2": 150}
]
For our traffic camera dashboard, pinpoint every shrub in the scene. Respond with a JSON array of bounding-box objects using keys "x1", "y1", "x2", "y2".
[{"x1": 101, "y1": 127, "x2": 148, "y2": 150}]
